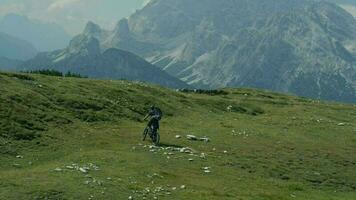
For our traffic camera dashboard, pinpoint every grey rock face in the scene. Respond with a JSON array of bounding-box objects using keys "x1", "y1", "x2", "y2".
[{"x1": 91, "y1": 0, "x2": 356, "y2": 103}]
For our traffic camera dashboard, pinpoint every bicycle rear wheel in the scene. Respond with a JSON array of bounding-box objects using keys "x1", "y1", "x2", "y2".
[{"x1": 153, "y1": 132, "x2": 160, "y2": 146}]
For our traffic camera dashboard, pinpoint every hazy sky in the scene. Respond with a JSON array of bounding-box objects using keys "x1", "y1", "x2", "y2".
[
  {"x1": 334, "y1": 0, "x2": 356, "y2": 17},
  {"x1": 0, "y1": 0, "x2": 355, "y2": 35},
  {"x1": 0, "y1": 0, "x2": 150, "y2": 35}
]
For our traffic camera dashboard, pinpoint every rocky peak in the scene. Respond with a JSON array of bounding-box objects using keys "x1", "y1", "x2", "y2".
[
  {"x1": 114, "y1": 18, "x2": 130, "y2": 37},
  {"x1": 67, "y1": 34, "x2": 101, "y2": 56},
  {"x1": 83, "y1": 21, "x2": 102, "y2": 37}
]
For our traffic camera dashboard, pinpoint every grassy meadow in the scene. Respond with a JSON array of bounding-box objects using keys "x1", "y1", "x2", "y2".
[{"x1": 0, "y1": 72, "x2": 355, "y2": 200}]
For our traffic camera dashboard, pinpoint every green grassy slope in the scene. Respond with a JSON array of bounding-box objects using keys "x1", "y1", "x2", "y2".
[{"x1": 0, "y1": 72, "x2": 355, "y2": 200}]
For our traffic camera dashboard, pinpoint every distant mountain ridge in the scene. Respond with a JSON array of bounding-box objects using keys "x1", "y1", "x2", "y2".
[
  {"x1": 0, "y1": 14, "x2": 71, "y2": 51},
  {"x1": 0, "y1": 32, "x2": 37, "y2": 61},
  {"x1": 0, "y1": 56, "x2": 22, "y2": 71},
  {"x1": 20, "y1": 29, "x2": 189, "y2": 88},
  {"x1": 83, "y1": 0, "x2": 356, "y2": 103}
]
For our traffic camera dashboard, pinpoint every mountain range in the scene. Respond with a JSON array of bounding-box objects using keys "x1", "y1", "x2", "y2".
[
  {"x1": 18, "y1": 0, "x2": 356, "y2": 103},
  {"x1": 0, "y1": 14, "x2": 71, "y2": 52},
  {"x1": 76, "y1": 0, "x2": 356, "y2": 103},
  {"x1": 20, "y1": 28, "x2": 189, "y2": 89}
]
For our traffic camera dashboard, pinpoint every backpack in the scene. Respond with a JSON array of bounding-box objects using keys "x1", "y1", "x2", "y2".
[{"x1": 154, "y1": 107, "x2": 163, "y2": 120}]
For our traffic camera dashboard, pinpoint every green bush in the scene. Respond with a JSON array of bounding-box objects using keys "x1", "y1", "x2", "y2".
[{"x1": 3, "y1": 73, "x2": 35, "y2": 81}]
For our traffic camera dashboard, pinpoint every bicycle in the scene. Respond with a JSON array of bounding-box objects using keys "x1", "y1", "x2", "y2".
[{"x1": 142, "y1": 124, "x2": 160, "y2": 146}]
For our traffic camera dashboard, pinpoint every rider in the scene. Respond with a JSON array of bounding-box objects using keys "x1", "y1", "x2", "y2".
[{"x1": 143, "y1": 106, "x2": 162, "y2": 136}]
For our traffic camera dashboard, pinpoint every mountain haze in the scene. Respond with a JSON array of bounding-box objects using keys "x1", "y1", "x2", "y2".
[
  {"x1": 0, "y1": 57, "x2": 22, "y2": 71},
  {"x1": 0, "y1": 14, "x2": 71, "y2": 51},
  {"x1": 0, "y1": 32, "x2": 37, "y2": 61},
  {"x1": 88, "y1": 0, "x2": 356, "y2": 103}
]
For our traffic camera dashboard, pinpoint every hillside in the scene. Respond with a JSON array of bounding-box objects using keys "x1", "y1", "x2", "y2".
[
  {"x1": 90, "y1": 0, "x2": 356, "y2": 103},
  {"x1": 0, "y1": 72, "x2": 355, "y2": 200},
  {"x1": 20, "y1": 32, "x2": 189, "y2": 89}
]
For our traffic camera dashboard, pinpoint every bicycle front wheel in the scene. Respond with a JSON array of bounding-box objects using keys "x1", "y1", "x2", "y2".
[{"x1": 142, "y1": 127, "x2": 149, "y2": 141}]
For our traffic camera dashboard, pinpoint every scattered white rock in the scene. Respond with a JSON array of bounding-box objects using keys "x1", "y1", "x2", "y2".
[
  {"x1": 186, "y1": 135, "x2": 197, "y2": 140},
  {"x1": 180, "y1": 185, "x2": 186, "y2": 189},
  {"x1": 54, "y1": 167, "x2": 62, "y2": 172},
  {"x1": 175, "y1": 135, "x2": 181, "y2": 139},
  {"x1": 223, "y1": 150, "x2": 228, "y2": 154},
  {"x1": 186, "y1": 134, "x2": 210, "y2": 142},
  {"x1": 227, "y1": 105, "x2": 233, "y2": 111},
  {"x1": 200, "y1": 153, "x2": 206, "y2": 159},
  {"x1": 179, "y1": 147, "x2": 193, "y2": 154},
  {"x1": 188, "y1": 158, "x2": 194, "y2": 162},
  {"x1": 89, "y1": 163, "x2": 100, "y2": 171},
  {"x1": 202, "y1": 166, "x2": 212, "y2": 173},
  {"x1": 200, "y1": 137, "x2": 210, "y2": 142},
  {"x1": 128, "y1": 196, "x2": 133, "y2": 200},
  {"x1": 338, "y1": 123, "x2": 346, "y2": 126},
  {"x1": 16, "y1": 155, "x2": 23, "y2": 158},
  {"x1": 79, "y1": 167, "x2": 88, "y2": 173}
]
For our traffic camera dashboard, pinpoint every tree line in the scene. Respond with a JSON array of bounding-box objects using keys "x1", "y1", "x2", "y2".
[{"x1": 24, "y1": 69, "x2": 87, "y2": 78}]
